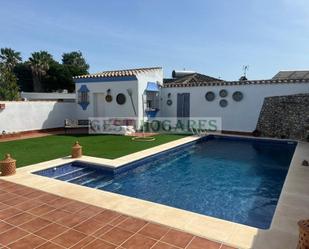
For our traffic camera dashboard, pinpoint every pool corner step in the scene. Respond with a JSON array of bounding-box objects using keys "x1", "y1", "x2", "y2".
[
  {"x1": 83, "y1": 175, "x2": 113, "y2": 188},
  {"x1": 67, "y1": 170, "x2": 96, "y2": 183},
  {"x1": 54, "y1": 168, "x2": 85, "y2": 180}
]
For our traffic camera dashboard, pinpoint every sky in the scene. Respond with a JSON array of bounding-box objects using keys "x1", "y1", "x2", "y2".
[{"x1": 0, "y1": 0, "x2": 308, "y2": 80}]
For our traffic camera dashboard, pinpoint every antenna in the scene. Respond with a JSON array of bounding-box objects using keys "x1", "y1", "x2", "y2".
[{"x1": 242, "y1": 65, "x2": 249, "y2": 77}]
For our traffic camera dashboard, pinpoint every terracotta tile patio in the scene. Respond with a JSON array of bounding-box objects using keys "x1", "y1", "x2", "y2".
[{"x1": 0, "y1": 180, "x2": 237, "y2": 249}]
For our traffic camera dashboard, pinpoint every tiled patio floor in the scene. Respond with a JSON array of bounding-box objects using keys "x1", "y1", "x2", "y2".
[{"x1": 0, "y1": 180, "x2": 236, "y2": 249}]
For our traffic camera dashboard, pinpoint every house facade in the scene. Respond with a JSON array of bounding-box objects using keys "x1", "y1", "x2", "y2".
[
  {"x1": 4, "y1": 66, "x2": 307, "y2": 135},
  {"x1": 73, "y1": 67, "x2": 163, "y2": 128},
  {"x1": 73, "y1": 67, "x2": 309, "y2": 134},
  {"x1": 161, "y1": 74, "x2": 309, "y2": 133}
]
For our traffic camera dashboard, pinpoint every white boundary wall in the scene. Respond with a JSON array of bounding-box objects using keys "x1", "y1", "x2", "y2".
[
  {"x1": 20, "y1": 92, "x2": 75, "y2": 101},
  {"x1": 0, "y1": 101, "x2": 76, "y2": 133},
  {"x1": 160, "y1": 83, "x2": 309, "y2": 132}
]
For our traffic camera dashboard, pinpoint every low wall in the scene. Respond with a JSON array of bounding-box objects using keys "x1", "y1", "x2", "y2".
[
  {"x1": 256, "y1": 94, "x2": 309, "y2": 140},
  {"x1": 0, "y1": 101, "x2": 76, "y2": 133}
]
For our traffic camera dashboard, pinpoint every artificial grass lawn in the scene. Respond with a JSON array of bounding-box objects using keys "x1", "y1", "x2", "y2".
[{"x1": 0, "y1": 134, "x2": 185, "y2": 168}]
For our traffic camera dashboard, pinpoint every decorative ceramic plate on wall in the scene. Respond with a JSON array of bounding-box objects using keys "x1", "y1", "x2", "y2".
[
  {"x1": 219, "y1": 89, "x2": 228, "y2": 98},
  {"x1": 116, "y1": 93, "x2": 126, "y2": 105},
  {"x1": 205, "y1": 91, "x2": 215, "y2": 101},
  {"x1": 232, "y1": 91, "x2": 243, "y2": 101},
  {"x1": 219, "y1": 99, "x2": 228, "y2": 107},
  {"x1": 105, "y1": 95, "x2": 112, "y2": 102}
]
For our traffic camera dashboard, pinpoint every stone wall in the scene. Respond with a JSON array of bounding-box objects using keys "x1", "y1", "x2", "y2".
[{"x1": 256, "y1": 94, "x2": 309, "y2": 140}]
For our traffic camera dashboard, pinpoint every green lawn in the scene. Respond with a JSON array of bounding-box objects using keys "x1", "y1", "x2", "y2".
[{"x1": 0, "y1": 134, "x2": 185, "y2": 168}]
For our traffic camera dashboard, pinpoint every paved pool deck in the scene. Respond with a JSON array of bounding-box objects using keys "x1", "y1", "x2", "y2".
[
  {"x1": 1, "y1": 135, "x2": 309, "y2": 249},
  {"x1": 0, "y1": 180, "x2": 235, "y2": 249}
]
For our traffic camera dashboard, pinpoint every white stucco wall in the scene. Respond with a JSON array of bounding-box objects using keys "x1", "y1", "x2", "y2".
[
  {"x1": 75, "y1": 80, "x2": 139, "y2": 119},
  {"x1": 136, "y1": 69, "x2": 164, "y2": 120},
  {"x1": 160, "y1": 83, "x2": 309, "y2": 132},
  {"x1": 75, "y1": 69, "x2": 163, "y2": 129},
  {"x1": 20, "y1": 92, "x2": 75, "y2": 101},
  {"x1": 1, "y1": 80, "x2": 307, "y2": 134},
  {"x1": 0, "y1": 101, "x2": 76, "y2": 133}
]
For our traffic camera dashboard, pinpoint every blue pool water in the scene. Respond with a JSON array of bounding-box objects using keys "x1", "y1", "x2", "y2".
[{"x1": 34, "y1": 136, "x2": 296, "y2": 229}]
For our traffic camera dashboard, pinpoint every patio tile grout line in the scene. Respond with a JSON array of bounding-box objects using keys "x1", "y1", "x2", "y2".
[
  {"x1": 7, "y1": 188, "x2": 233, "y2": 249},
  {"x1": 150, "y1": 239, "x2": 183, "y2": 249},
  {"x1": 1, "y1": 209, "x2": 70, "y2": 248},
  {"x1": 1, "y1": 201, "x2": 222, "y2": 249},
  {"x1": 1, "y1": 180, "x2": 238, "y2": 249},
  {"x1": 116, "y1": 218, "x2": 151, "y2": 248},
  {"x1": 149, "y1": 226, "x2": 173, "y2": 249},
  {"x1": 0, "y1": 191, "x2": 139, "y2": 249},
  {"x1": 2, "y1": 209, "x2": 89, "y2": 248},
  {"x1": 0, "y1": 193, "x2": 109, "y2": 248},
  {"x1": 184, "y1": 235, "x2": 196, "y2": 249},
  {"x1": 31, "y1": 208, "x2": 127, "y2": 249},
  {"x1": 65, "y1": 214, "x2": 163, "y2": 249},
  {"x1": 35, "y1": 207, "x2": 115, "y2": 248},
  {"x1": 66, "y1": 213, "x2": 130, "y2": 249}
]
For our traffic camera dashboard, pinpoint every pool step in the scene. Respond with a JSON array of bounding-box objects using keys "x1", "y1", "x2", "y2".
[
  {"x1": 67, "y1": 170, "x2": 97, "y2": 183},
  {"x1": 100, "y1": 182, "x2": 122, "y2": 191},
  {"x1": 97, "y1": 180, "x2": 115, "y2": 189},
  {"x1": 56, "y1": 168, "x2": 94, "y2": 181},
  {"x1": 36, "y1": 165, "x2": 85, "y2": 179},
  {"x1": 83, "y1": 175, "x2": 112, "y2": 188},
  {"x1": 68, "y1": 171, "x2": 103, "y2": 185},
  {"x1": 54, "y1": 168, "x2": 85, "y2": 180},
  {"x1": 82, "y1": 173, "x2": 110, "y2": 187}
]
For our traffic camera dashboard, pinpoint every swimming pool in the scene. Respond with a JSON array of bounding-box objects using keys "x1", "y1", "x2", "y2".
[{"x1": 33, "y1": 135, "x2": 296, "y2": 229}]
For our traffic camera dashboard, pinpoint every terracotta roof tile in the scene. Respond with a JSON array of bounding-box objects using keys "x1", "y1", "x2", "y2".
[
  {"x1": 164, "y1": 73, "x2": 222, "y2": 85},
  {"x1": 74, "y1": 67, "x2": 162, "y2": 79},
  {"x1": 163, "y1": 78, "x2": 309, "y2": 88}
]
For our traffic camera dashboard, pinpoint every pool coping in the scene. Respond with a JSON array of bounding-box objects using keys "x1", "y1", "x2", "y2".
[{"x1": 2, "y1": 134, "x2": 309, "y2": 249}]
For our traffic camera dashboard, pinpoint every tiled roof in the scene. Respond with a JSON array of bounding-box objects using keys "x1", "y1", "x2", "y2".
[
  {"x1": 163, "y1": 78, "x2": 309, "y2": 88},
  {"x1": 163, "y1": 73, "x2": 222, "y2": 85},
  {"x1": 272, "y1": 70, "x2": 309, "y2": 80},
  {"x1": 73, "y1": 67, "x2": 162, "y2": 79}
]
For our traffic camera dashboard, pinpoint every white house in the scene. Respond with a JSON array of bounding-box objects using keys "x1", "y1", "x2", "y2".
[
  {"x1": 73, "y1": 67, "x2": 163, "y2": 129},
  {"x1": 73, "y1": 67, "x2": 309, "y2": 133},
  {"x1": 160, "y1": 71, "x2": 309, "y2": 133},
  {"x1": 1, "y1": 67, "x2": 308, "y2": 135}
]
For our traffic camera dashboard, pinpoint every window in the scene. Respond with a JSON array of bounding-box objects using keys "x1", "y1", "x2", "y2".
[
  {"x1": 78, "y1": 91, "x2": 89, "y2": 104},
  {"x1": 77, "y1": 85, "x2": 90, "y2": 110}
]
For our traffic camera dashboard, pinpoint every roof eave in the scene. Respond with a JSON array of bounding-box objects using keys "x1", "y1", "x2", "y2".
[{"x1": 162, "y1": 78, "x2": 309, "y2": 88}]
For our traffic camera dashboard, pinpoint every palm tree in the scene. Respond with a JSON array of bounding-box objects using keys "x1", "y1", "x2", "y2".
[
  {"x1": 28, "y1": 51, "x2": 52, "y2": 92},
  {"x1": 0, "y1": 48, "x2": 22, "y2": 71}
]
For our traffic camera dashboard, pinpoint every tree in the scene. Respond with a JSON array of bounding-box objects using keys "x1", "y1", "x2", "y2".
[
  {"x1": 62, "y1": 51, "x2": 89, "y2": 76},
  {"x1": 0, "y1": 65, "x2": 19, "y2": 101},
  {"x1": 42, "y1": 61, "x2": 74, "y2": 92},
  {"x1": 0, "y1": 49, "x2": 90, "y2": 93},
  {"x1": 0, "y1": 48, "x2": 21, "y2": 100},
  {"x1": 14, "y1": 63, "x2": 33, "y2": 92},
  {"x1": 28, "y1": 51, "x2": 53, "y2": 92},
  {"x1": 0, "y1": 48, "x2": 22, "y2": 71}
]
